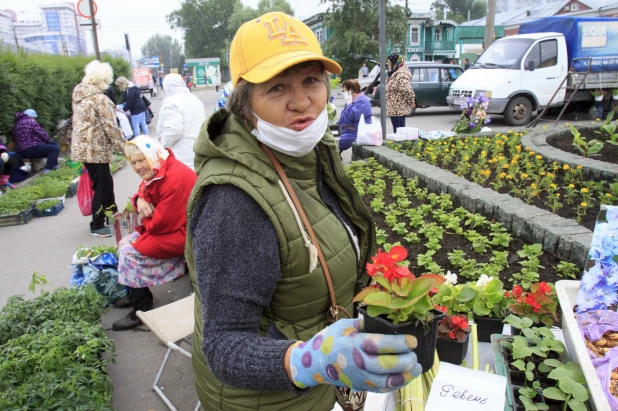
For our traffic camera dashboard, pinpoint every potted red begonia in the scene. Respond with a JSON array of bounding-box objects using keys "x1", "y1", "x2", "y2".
[
  {"x1": 436, "y1": 315, "x2": 471, "y2": 365},
  {"x1": 354, "y1": 245, "x2": 446, "y2": 370}
]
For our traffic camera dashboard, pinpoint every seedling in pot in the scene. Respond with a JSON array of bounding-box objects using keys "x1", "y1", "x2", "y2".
[{"x1": 542, "y1": 361, "x2": 588, "y2": 411}]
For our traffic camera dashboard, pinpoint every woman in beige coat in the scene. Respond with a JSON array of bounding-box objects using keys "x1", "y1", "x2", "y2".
[
  {"x1": 71, "y1": 60, "x2": 126, "y2": 237},
  {"x1": 385, "y1": 54, "x2": 415, "y2": 133}
]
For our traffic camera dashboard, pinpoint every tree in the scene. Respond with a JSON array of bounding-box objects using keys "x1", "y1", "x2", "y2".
[
  {"x1": 322, "y1": 0, "x2": 408, "y2": 80},
  {"x1": 141, "y1": 34, "x2": 184, "y2": 74},
  {"x1": 431, "y1": 0, "x2": 486, "y2": 24},
  {"x1": 168, "y1": 0, "x2": 294, "y2": 72},
  {"x1": 167, "y1": 0, "x2": 237, "y2": 59}
]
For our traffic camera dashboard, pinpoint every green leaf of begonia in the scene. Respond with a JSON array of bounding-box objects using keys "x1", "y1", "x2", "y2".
[
  {"x1": 373, "y1": 276, "x2": 392, "y2": 293},
  {"x1": 367, "y1": 305, "x2": 391, "y2": 317},
  {"x1": 363, "y1": 291, "x2": 392, "y2": 307},
  {"x1": 457, "y1": 286, "x2": 477, "y2": 302},
  {"x1": 473, "y1": 299, "x2": 491, "y2": 316}
]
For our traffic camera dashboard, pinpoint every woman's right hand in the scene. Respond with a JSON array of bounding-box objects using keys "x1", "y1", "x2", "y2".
[
  {"x1": 287, "y1": 318, "x2": 422, "y2": 392},
  {"x1": 136, "y1": 198, "x2": 155, "y2": 218}
]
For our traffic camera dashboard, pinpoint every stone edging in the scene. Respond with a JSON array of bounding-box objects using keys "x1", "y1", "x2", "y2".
[
  {"x1": 521, "y1": 126, "x2": 618, "y2": 180},
  {"x1": 352, "y1": 144, "x2": 592, "y2": 269}
]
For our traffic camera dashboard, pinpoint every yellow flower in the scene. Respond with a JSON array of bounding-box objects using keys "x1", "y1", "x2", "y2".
[
  {"x1": 563, "y1": 164, "x2": 570, "y2": 170},
  {"x1": 569, "y1": 184, "x2": 575, "y2": 188},
  {"x1": 540, "y1": 171, "x2": 546, "y2": 176},
  {"x1": 550, "y1": 184, "x2": 557, "y2": 189},
  {"x1": 432, "y1": 155, "x2": 437, "y2": 159},
  {"x1": 503, "y1": 164, "x2": 509, "y2": 169},
  {"x1": 465, "y1": 156, "x2": 470, "y2": 161},
  {"x1": 607, "y1": 193, "x2": 613, "y2": 198},
  {"x1": 521, "y1": 173, "x2": 529, "y2": 179},
  {"x1": 577, "y1": 165, "x2": 583, "y2": 170},
  {"x1": 394, "y1": 147, "x2": 399, "y2": 151},
  {"x1": 508, "y1": 130, "x2": 513, "y2": 134},
  {"x1": 536, "y1": 155, "x2": 543, "y2": 160},
  {"x1": 581, "y1": 188, "x2": 589, "y2": 193},
  {"x1": 553, "y1": 161, "x2": 558, "y2": 165},
  {"x1": 507, "y1": 174, "x2": 514, "y2": 179},
  {"x1": 499, "y1": 172, "x2": 506, "y2": 178},
  {"x1": 556, "y1": 193, "x2": 561, "y2": 197},
  {"x1": 547, "y1": 173, "x2": 555, "y2": 178},
  {"x1": 531, "y1": 183, "x2": 537, "y2": 189},
  {"x1": 525, "y1": 147, "x2": 531, "y2": 151},
  {"x1": 529, "y1": 151, "x2": 535, "y2": 155},
  {"x1": 581, "y1": 202, "x2": 588, "y2": 207}
]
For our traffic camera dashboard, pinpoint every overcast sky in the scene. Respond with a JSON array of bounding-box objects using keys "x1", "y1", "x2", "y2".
[{"x1": 1, "y1": 0, "x2": 432, "y2": 58}]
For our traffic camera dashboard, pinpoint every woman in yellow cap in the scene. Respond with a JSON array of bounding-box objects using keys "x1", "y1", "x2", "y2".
[{"x1": 185, "y1": 12, "x2": 422, "y2": 410}]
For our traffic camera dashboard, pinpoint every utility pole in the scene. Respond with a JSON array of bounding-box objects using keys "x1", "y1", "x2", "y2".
[
  {"x1": 379, "y1": 0, "x2": 387, "y2": 135},
  {"x1": 12, "y1": 26, "x2": 19, "y2": 48},
  {"x1": 170, "y1": 48, "x2": 173, "y2": 73},
  {"x1": 89, "y1": 0, "x2": 100, "y2": 59},
  {"x1": 484, "y1": 0, "x2": 496, "y2": 51},
  {"x1": 401, "y1": 0, "x2": 408, "y2": 61}
]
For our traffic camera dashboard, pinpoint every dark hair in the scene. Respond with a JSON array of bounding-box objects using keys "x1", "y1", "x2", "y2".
[
  {"x1": 341, "y1": 79, "x2": 361, "y2": 94},
  {"x1": 464, "y1": 57, "x2": 469, "y2": 62},
  {"x1": 227, "y1": 61, "x2": 330, "y2": 125}
]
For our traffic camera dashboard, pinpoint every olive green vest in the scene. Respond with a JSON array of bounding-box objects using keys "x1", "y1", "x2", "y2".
[{"x1": 185, "y1": 111, "x2": 376, "y2": 411}]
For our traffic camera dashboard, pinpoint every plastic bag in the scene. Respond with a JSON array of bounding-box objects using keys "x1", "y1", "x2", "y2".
[
  {"x1": 77, "y1": 167, "x2": 94, "y2": 216},
  {"x1": 70, "y1": 252, "x2": 127, "y2": 303},
  {"x1": 356, "y1": 114, "x2": 383, "y2": 146},
  {"x1": 577, "y1": 310, "x2": 618, "y2": 408}
]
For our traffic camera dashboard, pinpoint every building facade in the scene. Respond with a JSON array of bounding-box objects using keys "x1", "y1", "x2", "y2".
[
  {"x1": 1, "y1": 3, "x2": 87, "y2": 55},
  {"x1": 303, "y1": 13, "x2": 333, "y2": 46}
]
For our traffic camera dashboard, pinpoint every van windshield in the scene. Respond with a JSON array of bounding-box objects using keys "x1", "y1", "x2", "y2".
[{"x1": 472, "y1": 38, "x2": 534, "y2": 69}]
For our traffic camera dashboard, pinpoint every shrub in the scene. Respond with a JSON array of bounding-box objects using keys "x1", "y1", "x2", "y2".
[{"x1": 0, "y1": 47, "x2": 130, "y2": 140}]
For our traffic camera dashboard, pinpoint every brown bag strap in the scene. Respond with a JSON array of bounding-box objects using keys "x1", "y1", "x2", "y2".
[{"x1": 261, "y1": 144, "x2": 350, "y2": 322}]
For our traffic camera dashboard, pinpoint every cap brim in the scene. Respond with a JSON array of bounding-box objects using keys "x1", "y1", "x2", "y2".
[{"x1": 240, "y1": 50, "x2": 342, "y2": 85}]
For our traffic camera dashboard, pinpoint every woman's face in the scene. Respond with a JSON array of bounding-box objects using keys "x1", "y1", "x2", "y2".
[
  {"x1": 250, "y1": 63, "x2": 327, "y2": 132},
  {"x1": 130, "y1": 153, "x2": 155, "y2": 181}
]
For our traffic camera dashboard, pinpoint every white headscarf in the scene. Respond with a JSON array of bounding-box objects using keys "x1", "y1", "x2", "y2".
[{"x1": 126, "y1": 135, "x2": 169, "y2": 172}]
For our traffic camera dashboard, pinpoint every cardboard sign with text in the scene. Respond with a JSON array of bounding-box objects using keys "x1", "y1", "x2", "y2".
[{"x1": 425, "y1": 362, "x2": 507, "y2": 411}]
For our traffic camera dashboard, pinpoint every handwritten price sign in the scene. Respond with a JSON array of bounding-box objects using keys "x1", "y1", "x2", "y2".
[{"x1": 426, "y1": 362, "x2": 507, "y2": 411}]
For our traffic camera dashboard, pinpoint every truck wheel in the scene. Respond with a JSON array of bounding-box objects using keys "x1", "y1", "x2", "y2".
[
  {"x1": 504, "y1": 96, "x2": 533, "y2": 126},
  {"x1": 406, "y1": 106, "x2": 416, "y2": 117}
]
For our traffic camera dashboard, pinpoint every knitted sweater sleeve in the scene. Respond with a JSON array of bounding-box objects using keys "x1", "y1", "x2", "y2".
[{"x1": 190, "y1": 184, "x2": 302, "y2": 393}]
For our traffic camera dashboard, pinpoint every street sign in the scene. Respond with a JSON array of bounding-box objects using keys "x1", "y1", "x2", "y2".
[
  {"x1": 76, "y1": 0, "x2": 98, "y2": 19},
  {"x1": 141, "y1": 56, "x2": 160, "y2": 68},
  {"x1": 79, "y1": 18, "x2": 101, "y2": 29}
]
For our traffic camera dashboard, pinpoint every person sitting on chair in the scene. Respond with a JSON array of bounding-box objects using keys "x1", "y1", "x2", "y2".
[
  {"x1": 11, "y1": 109, "x2": 60, "y2": 173},
  {"x1": 112, "y1": 135, "x2": 197, "y2": 331}
]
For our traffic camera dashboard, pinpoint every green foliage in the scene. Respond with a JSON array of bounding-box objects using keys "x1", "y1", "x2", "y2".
[
  {"x1": 570, "y1": 125, "x2": 604, "y2": 157},
  {"x1": 141, "y1": 34, "x2": 185, "y2": 74},
  {"x1": 556, "y1": 261, "x2": 579, "y2": 279},
  {"x1": 431, "y1": 0, "x2": 486, "y2": 24},
  {"x1": 322, "y1": 0, "x2": 408, "y2": 80},
  {"x1": 76, "y1": 245, "x2": 119, "y2": 260},
  {"x1": 169, "y1": 0, "x2": 294, "y2": 70},
  {"x1": 35, "y1": 199, "x2": 61, "y2": 211},
  {"x1": 0, "y1": 47, "x2": 129, "y2": 138},
  {"x1": 0, "y1": 286, "x2": 113, "y2": 409}
]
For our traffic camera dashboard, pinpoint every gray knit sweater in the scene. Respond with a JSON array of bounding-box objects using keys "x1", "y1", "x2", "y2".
[{"x1": 190, "y1": 180, "x2": 358, "y2": 393}]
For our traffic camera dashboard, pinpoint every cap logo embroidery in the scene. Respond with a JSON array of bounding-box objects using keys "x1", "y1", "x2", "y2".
[{"x1": 263, "y1": 16, "x2": 308, "y2": 46}]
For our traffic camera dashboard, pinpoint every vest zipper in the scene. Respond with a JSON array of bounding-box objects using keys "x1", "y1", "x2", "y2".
[
  {"x1": 314, "y1": 148, "x2": 361, "y2": 264},
  {"x1": 318, "y1": 145, "x2": 375, "y2": 291}
]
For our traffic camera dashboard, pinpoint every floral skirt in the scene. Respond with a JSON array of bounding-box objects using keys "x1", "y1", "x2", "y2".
[{"x1": 117, "y1": 232, "x2": 185, "y2": 288}]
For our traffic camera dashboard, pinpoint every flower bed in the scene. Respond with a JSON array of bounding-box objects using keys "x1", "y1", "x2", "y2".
[
  {"x1": 0, "y1": 286, "x2": 114, "y2": 409},
  {"x1": 347, "y1": 158, "x2": 575, "y2": 287},
  {"x1": 383, "y1": 131, "x2": 617, "y2": 231}
]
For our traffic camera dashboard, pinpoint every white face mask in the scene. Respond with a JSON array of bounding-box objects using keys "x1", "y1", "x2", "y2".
[
  {"x1": 344, "y1": 91, "x2": 353, "y2": 105},
  {"x1": 251, "y1": 107, "x2": 328, "y2": 157}
]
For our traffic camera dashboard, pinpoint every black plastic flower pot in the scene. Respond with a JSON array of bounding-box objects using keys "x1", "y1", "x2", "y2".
[
  {"x1": 358, "y1": 307, "x2": 446, "y2": 371},
  {"x1": 474, "y1": 315, "x2": 504, "y2": 343},
  {"x1": 436, "y1": 332, "x2": 470, "y2": 365}
]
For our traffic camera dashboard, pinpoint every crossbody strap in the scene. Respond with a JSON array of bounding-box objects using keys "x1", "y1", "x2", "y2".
[{"x1": 261, "y1": 143, "x2": 350, "y2": 322}]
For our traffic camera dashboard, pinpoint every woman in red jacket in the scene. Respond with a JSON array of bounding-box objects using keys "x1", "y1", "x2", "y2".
[{"x1": 112, "y1": 135, "x2": 197, "y2": 331}]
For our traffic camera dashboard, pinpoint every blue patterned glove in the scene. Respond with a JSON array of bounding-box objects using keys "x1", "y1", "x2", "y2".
[{"x1": 289, "y1": 318, "x2": 422, "y2": 393}]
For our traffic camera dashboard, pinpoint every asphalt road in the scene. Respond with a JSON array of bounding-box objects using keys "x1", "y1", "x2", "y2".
[{"x1": 1, "y1": 86, "x2": 572, "y2": 411}]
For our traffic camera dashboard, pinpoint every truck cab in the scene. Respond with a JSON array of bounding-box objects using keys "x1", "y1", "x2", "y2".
[{"x1": 447, "y1": 33, "x2": 568, "y2": 126}]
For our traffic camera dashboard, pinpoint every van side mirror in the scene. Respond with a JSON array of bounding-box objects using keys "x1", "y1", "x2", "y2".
[{"x1": 526, "y1": 61, "x2": 536, "y2": 71}]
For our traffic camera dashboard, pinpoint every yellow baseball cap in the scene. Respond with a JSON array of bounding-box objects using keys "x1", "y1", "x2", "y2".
[{"x1": 230, "y1": 12, "x2": 342, "y2": 86}]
